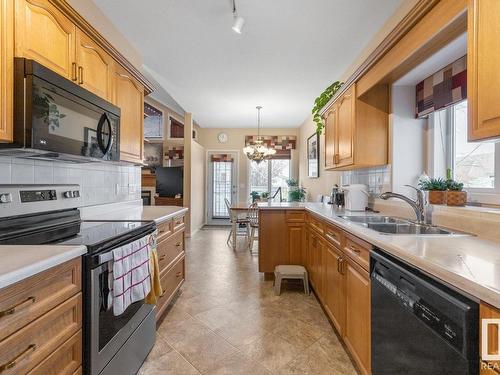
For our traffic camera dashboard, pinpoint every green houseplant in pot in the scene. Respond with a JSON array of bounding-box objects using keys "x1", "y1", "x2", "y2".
[
  {"x1": 286, "y1": 178, "x2": 306, "y2": 202},
  {"x1": 250, "y1": 191, "x2": 261, "y2": 203},
  {"x1": 446, "y1": 180, "x2": 466, "y2": 206},
  {"x1": 418, "y1": 177, "x2": 447, "y2": 205}
]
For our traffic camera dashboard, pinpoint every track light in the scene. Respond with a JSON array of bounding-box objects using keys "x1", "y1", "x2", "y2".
[
  {"x1": 232, "y1": 15, "x2": 245, "y2": 34},
  {"x1": 232, "y1": 0, "x2": 245, "y2": 34}
]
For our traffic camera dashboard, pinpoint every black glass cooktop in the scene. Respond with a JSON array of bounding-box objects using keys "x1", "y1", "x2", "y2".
[{"x1": 0, "y1": 209, "x2": 155, "y2": 253}]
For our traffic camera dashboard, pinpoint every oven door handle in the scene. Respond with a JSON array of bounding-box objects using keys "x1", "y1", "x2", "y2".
[{"x1": 97, "y1": 113, "x2": 114, "y2": 156}]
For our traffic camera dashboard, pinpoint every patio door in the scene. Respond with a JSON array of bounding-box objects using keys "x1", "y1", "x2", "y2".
[{"x1": 207, "y1": 152, "x2": 238, "y2": 225}]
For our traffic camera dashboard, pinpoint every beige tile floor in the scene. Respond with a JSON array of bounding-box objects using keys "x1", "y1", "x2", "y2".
[{"x1": 139, "y1": 227, "x2": 357, "y2": 375}]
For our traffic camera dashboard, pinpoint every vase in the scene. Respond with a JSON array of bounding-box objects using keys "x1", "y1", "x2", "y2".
[
  {"x1": 428, "y1": 191, "x2": 446, "y2": 205},
  {"x1": 446, "y1": 191, "x2": 467, "y2": 206}
]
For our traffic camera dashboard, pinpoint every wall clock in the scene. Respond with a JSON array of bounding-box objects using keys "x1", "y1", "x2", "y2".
[{"x1": 218, "y1": 132, "x2": 228, "y2": 143}]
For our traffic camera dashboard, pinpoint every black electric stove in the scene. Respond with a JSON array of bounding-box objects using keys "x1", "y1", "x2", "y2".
[{"x1": 0, "y1": 184, "x2": 157, "y2": 375}]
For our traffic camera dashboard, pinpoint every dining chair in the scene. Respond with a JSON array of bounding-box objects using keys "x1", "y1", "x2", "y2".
[
  {"x1": 247, "y1": 202, "x2": 259, "y2": 253},
  {"x1": 225, "y1": 198, "x2": 249, "y2": 247}
]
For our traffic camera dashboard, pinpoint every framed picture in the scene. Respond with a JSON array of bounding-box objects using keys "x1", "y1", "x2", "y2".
[{"x1": 307, "y1": 133, "x2": 319, "y2": 178}]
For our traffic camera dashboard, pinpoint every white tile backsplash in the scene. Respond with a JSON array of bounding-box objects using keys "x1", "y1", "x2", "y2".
[
  {"x1": 341, "y1": 165, "x2": 391, "y2": 196},
  {"x1": 0, "y1": 156, "x2": 141, "y2": 207}
]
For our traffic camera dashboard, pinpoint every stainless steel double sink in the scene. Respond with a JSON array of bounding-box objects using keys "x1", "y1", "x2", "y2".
[{"x1": 340, "y1": 215, "x2": 468, "y2": 236}]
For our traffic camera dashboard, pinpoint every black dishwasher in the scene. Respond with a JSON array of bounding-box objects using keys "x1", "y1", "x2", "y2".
[{"x1": 371, "y1": 249, "x2": 479, "y2": 375}]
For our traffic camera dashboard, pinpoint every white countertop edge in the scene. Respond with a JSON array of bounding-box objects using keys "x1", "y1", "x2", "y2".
[
  {"x1": 154, "y1": 207, "x2": 189, "y2": 223},
  {"x1": 0, "y1": 245, "x2": 87, "y2": 289}
]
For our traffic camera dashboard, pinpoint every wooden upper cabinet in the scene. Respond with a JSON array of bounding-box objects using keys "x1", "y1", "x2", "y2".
[
  {"x1": 0, "y1": 0, "x2": 14, "y2": 142},
  {"x1": 15, "y1": 0, "x2": 76, "y2": 80},
  {"x1": 336, "y1": 86, "x2": 355, "y2": 168},
  {"x1": 113, "y1": 64, "x2": 144, "y2": 163},
  {"x1": 323, "y1": 83, "x2": 388, "y2": 171},
  {"x1": 75, "y1": 28, "x2": 113, "y2": 101},
  {"x1": 468, "y1": 0, "x2": 500, "y2": 141},
  {"x1": 323, "y1": 104, "x2": 337, "y2": 168}
]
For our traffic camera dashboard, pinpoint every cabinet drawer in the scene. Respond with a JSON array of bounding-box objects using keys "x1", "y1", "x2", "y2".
[
  {"x1": 324, "y1": 223, "x2": 342, "y2": 249},
  {"x1": 156, "y1": 220, "x2": 172, "y2": 242},
  {"x1": 344, "y1": 234, "x2": 371, "y2": 271},
  {"x1": 172, "y1": 215, "x2": 185, "y2": 232},
  {"x1": 0, "y1": 293, "x2": 82, "y2": 375},
  {"x1": 157, "y1": 230, "x2": 184, "y2": 274},
  {"x1": 306, "y1": 213, "x2": 324, "y2": 234},
  {"x1": 156, "y1": 258, "x2": 185, "y2": 321},
  {"x1": 27, "y1": 330, "x2": 82, "y2": 375},
  {"x1": 286, "y1": 210, "x2": 305, "y2": 222},
  {"x1": 0, "y1": 258, "x2": 81, "y2": 341}
]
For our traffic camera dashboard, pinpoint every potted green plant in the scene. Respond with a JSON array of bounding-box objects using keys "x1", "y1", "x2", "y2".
[
  {"x1": 446, "y1": 180, "x2": 467, "y2": 206},
  {"x1": 286, "y1": 178, "x2": 306, "y2": 202},
  {"x1": 250, "y1": 191, "x2": 260, "y2": 203},
  {"x1": 311, "y1": 81, "x2": 343, "y2": 135},
  {"x1": 260, "y1": 191, "x2": 270, "y2": 202},
  {"x1": 418, "y1": 178, "x2": 447, "y2": 204}
]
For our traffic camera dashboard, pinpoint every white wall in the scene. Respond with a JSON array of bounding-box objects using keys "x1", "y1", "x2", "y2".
[
  {"x1": 0, "y1": 156, "x2": 141, "y2": 207},
  {"x1": 390, "y1": 86, "x2": 427, "y2": 197},
  {"x1": 190, "y1": 141, "x2": 206, "y2": 234}
]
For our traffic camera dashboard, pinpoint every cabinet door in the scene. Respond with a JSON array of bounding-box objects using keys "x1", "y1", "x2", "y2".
[
  {"x1": 313, "y1": 236, "x2": 325, "y2": 300},
  {"x1": 344, "y1": 258, "x2": 371, "y2": 375},
  {"x1": 113, "y1": 65, "x2": 144, "y2": 163},
  {"x1": 336, "y1": 86, "x2": 355, "y2": 168},
  {"x1": 324, "y1": 244, "x2": 346, "y2": 335},
  {"x1": 287, "y1": 223, "x2": 305, "y2": 266},
  {"x1": 308, "y1": 231, "x2": 318, "y2": 289},
  {"x1": 480, "y1": 302, "x2": 500, "y2": 374},
  {"x1": 323, "y1": 104, "x2": 337, "y2": 168},
  {"x1": 15, "y1": 0, "x2": 76, "y2": 79},
  {"x1": 468, "y1": 0, "x2": 500, "y2": 141},
  {"x1": 75, "y1": 29, "x2": 113, "y2": 101},
  {"x1": 0, "y1": 0, "x2": 13, "y2": 142}
]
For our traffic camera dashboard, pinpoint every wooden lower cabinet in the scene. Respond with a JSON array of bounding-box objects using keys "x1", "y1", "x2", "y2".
[
  {"x1": 480, "y1": 302, "x2": 500, "y2": 374},
  {"x1": 324, "y1": 243, "x2": 346, "y2": 336},
  {"x1": 260, "y1": 210, "x2": 372, "y2": 374},
  {"x1": 0, "y1": 258, "x2": 82, "y2": 375},
  {"x1": 344, "y1": 258, "x2": 371, "y2": 375},
  {"x1": 155, "y1": 215, "x2": 186, "y2": 323}
]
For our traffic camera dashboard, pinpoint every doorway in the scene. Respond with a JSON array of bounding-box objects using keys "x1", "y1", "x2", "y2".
[{"x1": 207, "y1": 151, "x2": 238, "y2": 225}]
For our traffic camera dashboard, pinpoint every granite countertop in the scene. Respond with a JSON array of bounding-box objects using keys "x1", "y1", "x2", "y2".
[
  {"x1": 0, "y1": 245, "x2": 87, "y2": 289},
  {"x1": 82, "y1": 206, "x2": 188, "y2": 223},
  {"x1": 260, "y1": 202, "x2": 500, "y2": 308}
]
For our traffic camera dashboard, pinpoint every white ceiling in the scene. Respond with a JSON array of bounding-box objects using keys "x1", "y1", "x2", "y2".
[{"x1": 93, "y1": 0, "x2": 403, "y2": 128}]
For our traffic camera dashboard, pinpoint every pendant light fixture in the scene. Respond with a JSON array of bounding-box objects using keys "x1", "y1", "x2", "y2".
[
  {"x1": 232, "y1": 0, "x2": 245, "y2": 34},
  {"x1": 243, "y1": 106, "x2": 276, "y2": 163}
]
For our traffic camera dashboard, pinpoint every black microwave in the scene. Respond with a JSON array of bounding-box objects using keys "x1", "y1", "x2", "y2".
[{"x1": 4, "y1": 58, "x2": 120, "y2": 162}]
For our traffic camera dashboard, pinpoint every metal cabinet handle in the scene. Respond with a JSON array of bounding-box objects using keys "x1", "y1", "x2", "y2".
[
  {"x1": 158, "y1": 254, "x2": 166, "y2": 261},
  {"x1": 0, "y1": 296, "x2": 36, "y2": 318},
  {"x1": 334, "y1": 154, "x2": 340, "y2": 164},
  {"x1": 337, "y1": 256, "x2": 342, "y2": 273},
  {"x1": 349, "y1": 244, "x2": 361, "y2": 254},
  {"x1": 176, "y1": 272, "x2": 182, "y2": 277},
  {"x1": 0, "y1": 344, "x2": 36, "y2": 372},
  {"x1": 78, "y1": 66, "x2": 84, "y2": 84},
  {"x1": 175, "y1": 242, "x2": 182, "y2": 247},
  {"x1": 71, "y1": 62, "x2": 77, "y2": 81}
]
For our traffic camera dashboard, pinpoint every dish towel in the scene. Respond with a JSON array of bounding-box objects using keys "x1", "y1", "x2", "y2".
[
  {"x1": 108, "y1": 234, "x2": 153, "y2": 316},
  {"x1": 145, "y1": 234, "x2": 163, "y2": 305}
]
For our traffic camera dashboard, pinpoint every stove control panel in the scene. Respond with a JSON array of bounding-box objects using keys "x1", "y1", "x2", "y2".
[
  {"x1": 0, "y1": 193, "x2": 12, "y2": 204},
  {"x1": 20, "y1": 189, "x2": 57, "y2": 202},
  {"x1": 63, "y1": 190, "x2": 80, "y2": 198}
]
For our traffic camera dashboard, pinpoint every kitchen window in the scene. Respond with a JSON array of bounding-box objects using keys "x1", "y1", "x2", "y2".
[
  {"x1": 249, "y1": 159, "x2": 291, "y2": 201},
  {"x1": 429, "y1": 100, "x2": 500, "y2": 202}
]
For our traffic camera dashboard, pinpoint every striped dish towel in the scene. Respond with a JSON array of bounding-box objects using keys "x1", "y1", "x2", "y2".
[{"x1": 107, "y1": 234, "x2": 153, "y2": 316}]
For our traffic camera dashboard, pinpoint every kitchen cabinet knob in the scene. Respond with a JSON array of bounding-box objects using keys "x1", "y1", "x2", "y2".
[
  {"x1": 159, "y1": 254, "x2": 166, "y2": 261},
  {"x1": 176, "y1": 272, "x2": 182, "y2": 277},
  {"x1": 349, "y1": 244, "x2": 360, "y2": 254},
  {"x1": 0, "y1": 344, "x2": 36, "y2": 372},
  {"x1": 175, "y1": 242, "x2": 182, "y2": 247},
  {"x1": 0, "y1": 296, "x2": 36, "y2": 318}
]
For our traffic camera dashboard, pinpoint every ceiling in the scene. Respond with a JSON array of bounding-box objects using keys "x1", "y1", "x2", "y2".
[{"x1": 93, "y1": 0, "x2": 403, "y2": 128}]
